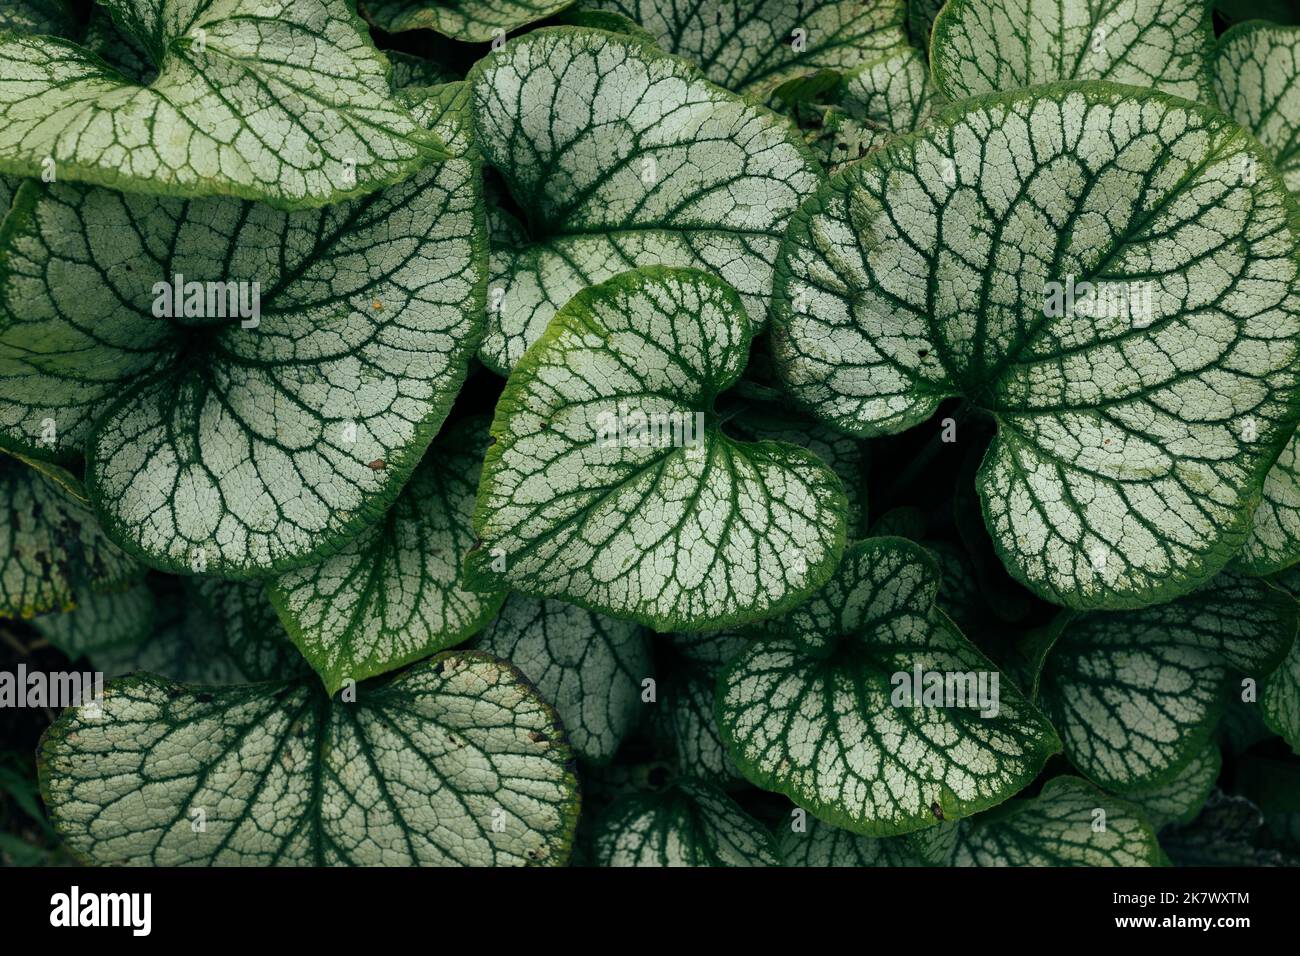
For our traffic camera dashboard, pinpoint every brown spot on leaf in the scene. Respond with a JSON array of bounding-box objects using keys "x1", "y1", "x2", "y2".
[
  {"x1": 367, "y1": 459, "x2": 386, "y2": 471},
  {"x1": 371, "y1": 300, "x2": 383, "y2": 311},
  {"x1": 528, "y1": 731, "x2": 548, "y2": 743},
  {"x1": 931, "y1": 802, "x2": 944, "y2": 820}
]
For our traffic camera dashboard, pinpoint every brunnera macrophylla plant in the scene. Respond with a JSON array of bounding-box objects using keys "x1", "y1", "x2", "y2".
[{"x1": 0, "y1": 0, "x2": 1298, "y2": 869}]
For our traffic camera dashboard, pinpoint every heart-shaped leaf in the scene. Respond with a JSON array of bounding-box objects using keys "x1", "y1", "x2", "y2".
[
  {"x1": 467, "y1": 26, "x2": 822, "y2": 372},
  {"x1": 465, "y1": 266, "x2": 847, "y2": 631},
  {"x1": 593, "y1": 779, "x2": 778, "y2": 866},
  {"x1": 0, "y1": 87, "x2": 484, "y2": 576},
  {"x1": 38, "y1": 651, "x2": 579, "y2": 865},
  {"x1": 271, "y1": 417, "x2": 507, "y2": 695},
  {"x1": 716, "y1": 537, "x2": 1060, "y2": 837},
  {"x1": 582, "y1": 0, "x2": 908, "y2": 98},
  {"x1": 931, "y1": 0, "x2": 1215, "y2": 103},
  {"x1": 1035, "y1": 573, "x2": 1296, "y2": 790},
  {"x1": 772, "y1": 83, "x2": 1300, "y2": 610},
  {"x1": 951, "y1": 776, "x2": 1161, "y2": 865},
  {"x1": 474, "y1": 594, "x2": 651, "y2": 763},
  {"x1": 0, "y1": 453, "x2": 138, "y2": 619},
  {"x1": 363, "y1": 0, "x2": 575, "y2": 41},
  {"x1": 0, "y1": 0, "x2": 444, "y2": 207}
]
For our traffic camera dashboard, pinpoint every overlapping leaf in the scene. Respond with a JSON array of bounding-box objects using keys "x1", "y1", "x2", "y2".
[
  {"x1": 806, "y1": 45, "x2": 937, "y2": 173},
  {"x1": 772, "y1": 84, "x2": 1300, "y2": 609},
  {"x1": 1214, "y1": 23, "x2": 1300, "y2": 575},
  {"x1": 0, "y1": 0, "x2": 444, "y2": 207},
  {"x1": 931, "y1": 0, "x2": 1215, "y2": 102},
  {"x1": 363, "y1": 0, "x2": 575, "y2": 42},
  {"x1": 583, "y1": 0, "x2": 908, "y2": 97},
  {"x1": 593, "y1": 779, "x2": 778, "y2": 866},
  {"x1": 32, "y1": 581, "x2": 154, "y2": 662},
  {"x1": 717, "y1": 537, "x2": 1059, "y2": 836},
  {"x1": 0, "y1": 454, "x2": 137, "y2": 619},
  {"x1": 1036, "y1": 574, "x2": 1296, "y2": 790},
  {"x1": 1119, "y1": 742, "x2": 1220, "y2": 828},
  {"x1": 90, "y1": 577, "x2": 306, "y2": 684},
  {"x1": 1263, "y1": 568, "x2": 1300, "y2": 752},
  {"x1": 950, "y1": 776, "x2": 1162, "y2": 865},
  {"x1": 1215, "y1": 22, "x2": 1300, "y2": 192},
  {"x1": 0, "y1": 86, "x2": 484, "y2": 576},
  {"x1": 0, "y1": 0, "x2": 76, "y2": 36},
  {"x1": 468, "y1": 26, "x2": 822, "y2": 372},
  {"x1": 648, "y1": 632, "x2": 746, "y2": 783},
  {"x1": 776, "y1": 815, "x2": 946, "y2": 866},
  {"x1": 271, "y1": 417, "x2": 505, "y2": 695},
  {"x1": 38, "y1": 651, "x2": 579, "y2": 865},
  {"x1": 474, "y1": 594, "x2": 651, "y2": 763}
]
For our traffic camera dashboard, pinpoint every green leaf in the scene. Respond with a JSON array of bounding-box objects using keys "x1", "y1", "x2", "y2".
[
  {"x1": 724, "y1": 402, "x2": 867, "y2": 537},
  {"x1": 466, "y1": 266, "x2": 847, "y2": 631},
  {"x1": 1264, "y1": 646, "x2": 1300, "y2": 753},
  {"x1": 776, "y1": 814, "x2": 943, "y2": 866},
  {"x1": 0, "y1": 0, "x2": 445, "y2": 207},
  {"x1": 1218, "y1": 695, "x2": 1276, "y2": 755},
  {"x1": 0, "y1": 453, "x2": 138, "y2": 619},
  {"x1": 907, "y1": 0, "x2": 945, "y2": 53},
  {"x1": 271, "y1": 418, "x2": 506, "y2": 696},
  {"x1": 582, "y1": 0, "x2": 908, "y2": 98},
  {"x1": 550, "y1": 7, "x2": 658, "y2": 43},
  {"x1": 32, "y1": 581, "x2": 155, "y2": 661},
  {"x1": 473, "y1": 594, "x2": 651, "y2": 763},
  {"x1": 951, "y1": 776, "x2": 1162, "y2": 865},
  {"x1": 1036, "y1": 574, "x2": 1296, "y2": 791},
  {"x1": 0, "y1": 0, "x2": 76, "y2": 36},
  {"x1": 1214, "y1": 22, "x2": 1300, "y2": 193},
  {"x1": 716, "y1": 537, "x2": 1060, "y2": 837},
  {"x1": 840, "y1": 45, "x2": 936, "y2": 131},
  {"x1": 468, "y1": 26, "x2": 822, "y2": 373},
  {"x1": 1118, "y1": 742, "x2": 1220, "y2": 829},
  {"x1": 92, "y1": 577, "x2": 306, "y2": 684},
  {"x1": 593, "y1": 779, "x2": 779, "y2": 866},
  {"x1": 190, "y1": 577, "x2": 308, "y2": 682},
  {"x1": 931, "y1": 0, "x2": 1215, "y2": 103},
  {"x1": 0, "y1": 88, "x2": 485, "y2": 576},
  {"x1": 362, "y1": 0, "x2": 575, "y2": 42},
  {"x1": 387, "y1": 51, "x2": 458, "y2": 90},
  {"x1": 648, "y1": 632, "x2": 746, "y2": 783},
  {"x1": 1160, "y1": 790, "x2": 1296, "y2": 865},
  {"x1": 1236, "y1": 437, "x2": 1300, "y2": 575},
  {"x1": 38, "y1": 650, "x2": 580, "y2": 865},
  {"x1": 772, "y1": 83, "x2": 1300, "y2": 610},
  {"x1": 805, "y1": 45, "x2": 938, "y2": 174}
]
